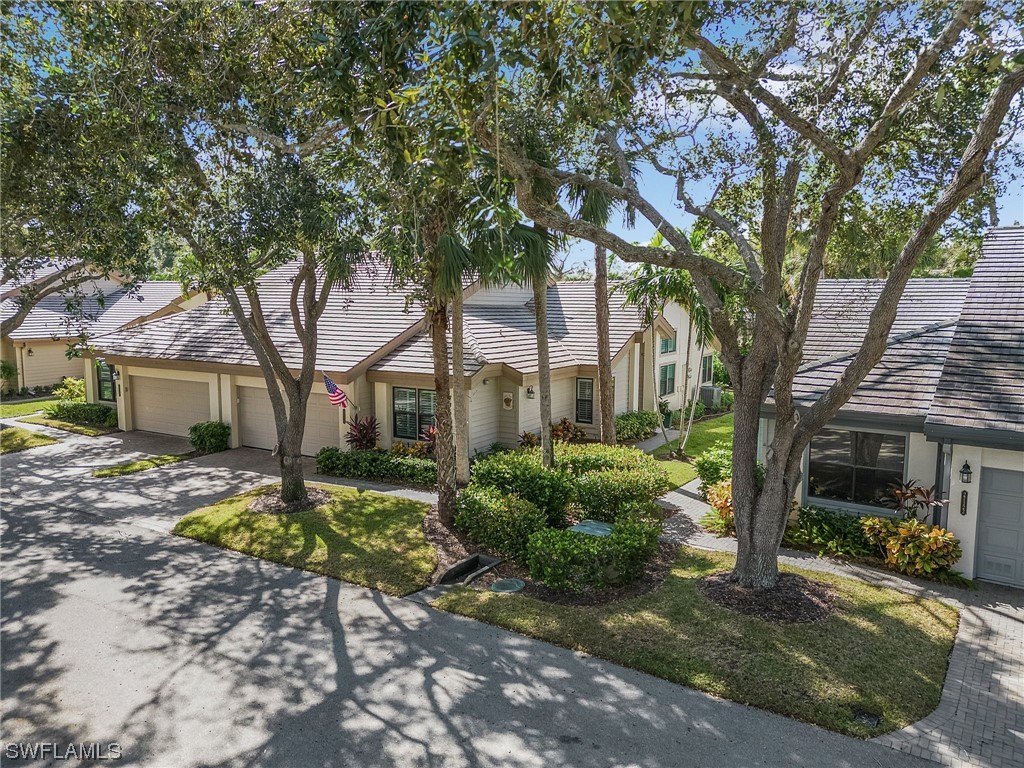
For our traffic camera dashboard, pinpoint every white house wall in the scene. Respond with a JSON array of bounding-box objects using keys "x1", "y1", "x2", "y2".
[
  {"x1": 655, "y1": 302, "x2": 711, "y2": 412},
  {"x1": 11, "y1": 341, "x2": 82, "y2": 388}
]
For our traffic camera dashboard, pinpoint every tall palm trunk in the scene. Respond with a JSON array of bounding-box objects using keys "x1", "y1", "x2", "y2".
[
  {"x1": 429, "y1": 302, "x2": 458, "y2": 525},
  {"x1": 680, "y1": 341, "x2": 706, "y2": 455},
  {"x1": 451, "y1": 286, "x2": 470, "y2": 484},
  {"x1": 594, "y1": 245, "x2": 615, "y2": 445},
  {"x1": 676, "y1": 315, "x2": 696, "y2": 454},
  {"x1": 532, "y1": 275, "x2": 554, "y2": 468}
]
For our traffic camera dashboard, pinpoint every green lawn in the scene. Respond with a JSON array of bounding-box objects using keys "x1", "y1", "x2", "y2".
[
  {"x1": 19, "y1": 415, "x2": 116, "y2": 436},
  {"x1": 93, "y1": 452, "x2": 196, "y2": 478},
  {"x1": 652, "y1": 412, "x2": 734, "y2": 488},
  {"x1": 174, "y1": 483, "x2": 437, "y2": 597},
  {"x1": 435, "y1": 547, "x2": 957, "y2": 737},
  {"x1": 0, "y1": 398, "x2": 57, "y2": 418},
  {"x1": 0, "y1": 426, "x2": 60, "y2": 453}
]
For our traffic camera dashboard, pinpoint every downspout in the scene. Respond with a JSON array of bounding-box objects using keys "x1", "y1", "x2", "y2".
[{"x1": 935, "y1": 440, "x2": 953, "y2": 527}]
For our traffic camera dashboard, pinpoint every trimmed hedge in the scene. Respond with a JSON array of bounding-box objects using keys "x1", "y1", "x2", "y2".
[
  {"x1": 188, "y1": 421, "x2": 231, "y2": 454},
  {"x1": 574, "y1": 467, "x2": 670, "y2": 523},
  {"x1": 470, "y1": 449, "x2": 573, "y2": 526},
  {"x1": 454, "y1": 485, "x2": 548, "y2": 563},
  {"x1": 556, "y1": 442, "x2": 665, "y2": 476},
  {"x1": 614, "y1": 410, "x2": 660, "y2": 442},
  {"x1": 44, "y1": 400, "x2": 117, "y2": 428},
  {"x1": 526, "y1": 520, "x2": 661, "y2": 592},
  {"x1": 315, "y1": 447, "x2": 436, "y2": 487}
]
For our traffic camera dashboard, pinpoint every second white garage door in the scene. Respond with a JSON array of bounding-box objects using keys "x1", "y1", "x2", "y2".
[
  {"x1": 131, "y1": 376, "x2": 211, "y2": 437},
  {"x1": 237, "y1": 386, "x2": 340, "y2": 456}
]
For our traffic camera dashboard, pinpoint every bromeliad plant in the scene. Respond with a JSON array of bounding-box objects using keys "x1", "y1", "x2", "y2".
[{"x1": 345, "y1": 416, "x2": 380, "y2": 451}]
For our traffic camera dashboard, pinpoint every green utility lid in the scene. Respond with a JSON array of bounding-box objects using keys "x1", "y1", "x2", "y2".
[
  {"x1": 570, "y1": 520, "x2": 614, "y2": 537},
  {"x1": 490, "y1": 578, "x2": 526, "y2": 593}
]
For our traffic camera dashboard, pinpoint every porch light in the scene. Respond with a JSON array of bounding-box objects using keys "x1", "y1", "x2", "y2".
[
  {"x1": 26, "y1": 348, "x2": 33, "y2": 357},
  {"x1": 959, "y1": 462, "x2": 972, "y2": 484},
  {"x1": 111, "y1": 368, "x2": 121, "y2": 381},
  {"x1": 526, "y1": 386, "x2": 536, "y2": 399}
]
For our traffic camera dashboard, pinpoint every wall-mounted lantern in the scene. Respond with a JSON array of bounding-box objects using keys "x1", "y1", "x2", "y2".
[
  {"x1": 26, "y1": 348, "x2": 34, "y2": 357},
  {"x1": 111, "y1": 367, "x2": 121, "y2": 381},
  {"x1": 959, "y1": 461, "x2": 973, "y2": 484},
  {"x1": 525, "y1": 386, "x2": 536, "y2": 399}
]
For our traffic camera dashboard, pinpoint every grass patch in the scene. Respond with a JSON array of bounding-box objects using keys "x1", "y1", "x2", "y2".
[
  {"x1": 0, "y1": 398, "x2": 58, "y2": 418},
  {"x1": 174, "y1": 483, "x2": 437, "y2": 597},
  {"x1": 0, "y1": 426, "x2": 60, "y2": 453},
  {"x1": 19, "y1": 416, "x2": 116, "y2": 436},
  {"x1": 653, "y1": 412, "x2": 734, "y2": 488},
  {"x1": 435, "y1": 547, "x2": 957, "y2": 736},
  {"x1": 93, "y1": 452, "x2": 196, "y2": 478}
]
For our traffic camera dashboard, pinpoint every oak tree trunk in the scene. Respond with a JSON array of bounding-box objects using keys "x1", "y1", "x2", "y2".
[
  {"x1": 532, "y1": 276, "x2": 554, "y2": 468},
  {"x1": 430, "y1": 304, "x2": 458, "y2": 525},
  {"x1": 451, "y1": 286, "x2": 471, "y2": 484},
  {"x1": 594, "y1": 245, "x2": 616, "y2": 445},
  {"x1": 278, "y1": 404, "x2": 308, "y2": 504}
]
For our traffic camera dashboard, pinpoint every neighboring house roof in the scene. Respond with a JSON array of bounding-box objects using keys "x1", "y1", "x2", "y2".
[
  {"x1": 2, "y1": 280, "x2": 185, "y2": 341},
  {"x1": 92, "y1": 260, "x2": 421, "y2": 378},
  {"x1": 925, "y1": 227, "x2": 1024, "y2": 448},
  {"x1": 766, "y1": 226, "x2": 1024, "y2": 450},
  {"x1": 0, "y1": 264, "x2": 62, "y2": 299},
  {"x1": 371, "y1": 282, "x2": 649, "y2": 377},
  {"x1": 789, "y1": 278, "x2": 970, "y2": 421}
]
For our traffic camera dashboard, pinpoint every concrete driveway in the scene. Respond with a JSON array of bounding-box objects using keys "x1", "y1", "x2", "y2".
[{"x1": 1, "y1": 428, "x2": 933, "y2": 767}]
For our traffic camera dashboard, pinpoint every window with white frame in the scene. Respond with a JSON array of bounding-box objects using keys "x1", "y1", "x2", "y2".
[
  {"x1": 701, "y1": 354, "x2": 714, "y2": 384},
  {"x1": 660, "y1": 331, "x2": 677, "y2": 354},
  {"x1": 575, "y1": 378, "x2": 594, "y2": 424},
  {"x1": 658, "y1": 363, "x2": 676, "y2": 397},
  {"x1": 807, "y1": 427, "x2": 906, "y2": 507},
  {"x1": 393, "y1": 387, "x2": 436, "y2": 440}
]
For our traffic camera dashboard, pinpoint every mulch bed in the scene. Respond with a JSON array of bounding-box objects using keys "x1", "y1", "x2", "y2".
[
  {"x1": 249, "y1": 487, "x2": 332, "y2": 515},
  {"x1": 421, "y1": 505, "x2": 678, "y2": 606},
  {"x1": 698, "y1": 571, "x2": 837, "y2": 623}
]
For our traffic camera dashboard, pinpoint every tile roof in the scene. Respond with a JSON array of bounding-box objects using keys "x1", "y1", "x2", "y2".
[
  {"x1": 787, "y1": 278, "x2": 970, "y2": 421},
  {"x1": 925, "y1": 227, "x2": 1024, "y2": 447},
  {"x1": 0, "y1": 264, "x2": 62, "y2": 298},
  {"x1": 371, "y1": 281, "x2": 648, "y2": 377},
  {"x1": 93, "y1": 260, "x2": 420, "y2": 376},
  {"x1": 771, "y1": 226, "x2": 1024, "y2": 449},
  {"x1": 3, "y1": 281, "x2": 185, "y2": 341}
]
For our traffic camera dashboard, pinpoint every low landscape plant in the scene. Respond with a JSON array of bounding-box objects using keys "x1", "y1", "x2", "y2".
[
  {"x1": 188, "y1": 420, "x2": 231, "y2": 454},
  {"x1": 518, "y1": 430, "x2": 540, "y2": 448},
  {"x1": 470, "y1": 449, "x2": 573, "y2": 526},
  {"x1": 614, "y1": 410, "x2": 661, "y2": 442},
  {"x1": 345, "y1": 416, "x2": 379, "y2": 450},
  {"x1": 0, "y1": 360, "x2": 17, "y2": 394},
  {"x1": 52, "y1": 377, "x2": 86, "y2": 402},
  {"x1": 44, "y1": 401, "x2": 118, "y2": 428},
  {"x1": 454, "y1": 485, "x2": 548, "y2": 563},
  {"x1": 556, "y1": 442, "x2": 664, "y2": 476},
  {"x1": 862, "y1": 517, "x2": 963, "y2": 577},
  {"x1": 785, "y1": 505, "x2": 874, "y2": 558},
  {"x1": 526, "y1": 520, "x2": 661, "y2": 592},
  {"x1": 700, "y1": 479, "x2": 735, "y2": 537},
  {"x1": 315, "y1": 447, "x2": 436, "y2": 487},
  {"x1": 574, "y1": 467, "x2": 670, "y2": 522},
  {"x1": 692, "y1": 444, "x2": 733, "y2": 496},
  {"x1": 551, "y1": 416, "x2": 587, "y2": 443}
]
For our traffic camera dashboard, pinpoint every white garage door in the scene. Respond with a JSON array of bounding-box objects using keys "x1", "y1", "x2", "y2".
[
  {"x1": 131, "y1": 376, "x2": 211, "y2": 437},
  {"x1": 303, "y1": 395, "x2": 340, "y2": 456},
  {"x1": 237, "y1": 386, "x2": 339, "y2": 456},
  {"x1": 237, "y1": 386, "x2": 276, "y2": 450},
  {"x1": 976, "y1": 468, "x2": 1024, "y2": 588}
]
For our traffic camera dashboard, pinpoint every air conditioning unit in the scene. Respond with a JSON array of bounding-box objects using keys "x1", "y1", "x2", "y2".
[{"x1": 699, "y1": 385, "x2": 722, "y2": 409}]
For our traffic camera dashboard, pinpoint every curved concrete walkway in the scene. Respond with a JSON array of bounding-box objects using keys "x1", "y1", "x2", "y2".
[
  {"x1": 1, "y1": 425, "x2": 931, "y2": 767},
  {"x1": 661, "y1": 480, "x2": 1024, "y2": 768}
]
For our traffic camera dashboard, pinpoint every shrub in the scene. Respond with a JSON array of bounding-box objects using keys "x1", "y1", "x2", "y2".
[
  {"x1": 552, "y1": 416, "x2": 586, "y2": 443},
  {"x1": 345, "y1": 416, "x2": 379, "y2": 450},
  {"x1": 518, "y1": 430, "x2": 540, "y2": 448},
  {"x1": 720, "y1": 390, "x2": 735, "y2": 411},
  {"x1": 883, "y1": 480, "x2": 945, "y2": 521},
  {"x1": 44, "y1": 401, "x2": 117, "y2": 427},
  {"x1": 188, "y1": 421, "x2": 231, "y2": 454},
  {"x1": 712, "y1": 355, "x2": 730, "y2": 387},
  {"x1": 526, "y1": 520, "x2": 661, "y2": 592},
  {"x1": 862, "y1": 517, "x2": 963, "y2": 577},
  {"x1": 556, "y1": 442, "x2": 663, "y2": 476},
  {"x1": 52, "y1": 377, "x2": 85, "y2": 402},
  {"x1": 454, "y1": 485, "x2": 548, "y2": 563},
  {"x1": 785, "y1": 505, "x2": 873, "y2": 558},
  {"x1": 693, "y1": 444, "x2": 733, "y2": 496},
  {"x1": 574, "y1": 467, "x2": 670, "y2": 523},
  {"x1": 686, "y1": 400, "x2": 706, "y2": 420},
  {"x1": 0, "y1": 360, "x2": 17, "y2": 392},
  {"x1": 391, "y1": 439, "x2": 431, "y2": 458},
  {"x1": 614, "y1": 410, "x2": 661, "y2": 442},
  {"x1": 701, "y1": 479, "x2": 735, "y2": 537},
  {"x1": 419, "y1": 424, "x2": 437, "y2": 456},
  {"x1": 315, "y1": 447, "x2": 436, "y2": 487},
  {"x1": 470, "y1": 449, "x2": 573, "y2": 526}
]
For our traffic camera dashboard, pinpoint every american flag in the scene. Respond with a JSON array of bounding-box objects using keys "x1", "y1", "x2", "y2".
[{"x1": 323, "y1": 374, "x2": 349, "y2": 407}]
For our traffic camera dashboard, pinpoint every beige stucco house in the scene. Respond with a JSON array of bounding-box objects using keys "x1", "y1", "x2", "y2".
[{"x1": 88, "y1": 261, "x2": 712, "y2": 458}]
